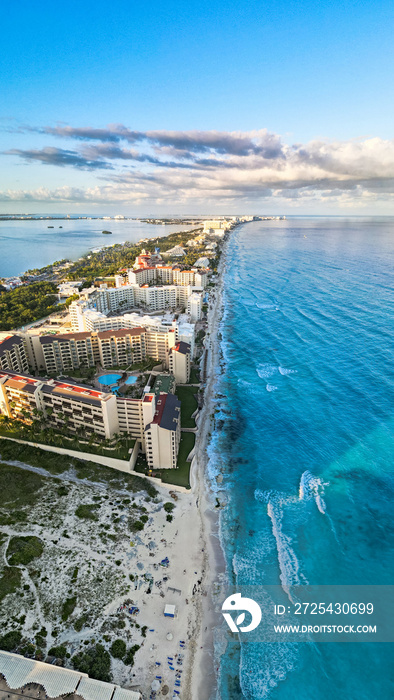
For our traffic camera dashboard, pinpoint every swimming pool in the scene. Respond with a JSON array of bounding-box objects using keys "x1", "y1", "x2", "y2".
[
  {"x1": 98, "y1": 374, "x2": 122, "y2": 385},
  {"x1": 124, "y1": 376, "x2": 138, "y2": 385}
]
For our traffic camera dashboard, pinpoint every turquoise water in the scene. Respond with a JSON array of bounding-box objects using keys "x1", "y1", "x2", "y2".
[
  {"x1": 98, "y1": 374, "x2": 122, "y2": 385},
  {"x1": 124, "y1": 376, "x2": 138, "y2": 385},
  {"x1": 209, "y1": 218, "x2": 394, "y2": 699},
  {"x1": 0, "y1": 219, "x2": 187, "y2": 277}
]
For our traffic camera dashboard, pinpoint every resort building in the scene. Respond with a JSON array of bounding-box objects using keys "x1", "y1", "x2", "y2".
[
  {"x1": 95, "y1": 328, "x2": 146, "y2": 368},
  {"x1": 69, "y1": 280, "x2": 202, "y2": 318},
  {"x1": 57, "y1": 280, "x2": 82, "y2": 299},
  {"x1": 116, "y1": 392, "x2": 156, "y2": 450},
  {"x1": 161, "y1": 245, "x2": 186, "y2": 258},
  {"x1": 68, "y1": 306, "x2": 196, "y2": 357},
  {"x1": 127, "y1": 266, "x2": 207, "y2": 288},
  {"x1": 0, "y1": 369, "x2": 182, "y2": 465},
  {"x1": 35, "y1": 327, "x2": 168, "y2": 374},
  {"x1": 0, "y1": 370, "x2": 118, "y2": 439},
  {"x1": 40, "y1": 332, "x2": 96, "y2": 374},
  {"x1": 168, "y1": 341, "x2": 191, "y2": 384},
  {"x1": 193, "y1": 257, "x2": 211, "y2": 268},
  {"x1": 187, "y1": 292, "x2": 203, "y2": 322},
  {"x1": 145, "y1": 393, "x2": 181, "y2": 469},
  {"x1": 0, "y1": 335, "x2": 29, "y2": 373}
]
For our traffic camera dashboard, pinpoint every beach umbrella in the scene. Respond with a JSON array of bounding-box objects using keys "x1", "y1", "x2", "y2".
[
  {"x1": 166, "y1": 632, "x2": 173, "y2": 640},
  {"x1": 151, "y1": 679, "x2": 161, "y2": 691}
]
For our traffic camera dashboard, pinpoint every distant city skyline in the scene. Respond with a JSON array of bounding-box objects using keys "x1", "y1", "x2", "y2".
[{"x1": 2, "y1": 0, "x2": 394, "y2": 214}]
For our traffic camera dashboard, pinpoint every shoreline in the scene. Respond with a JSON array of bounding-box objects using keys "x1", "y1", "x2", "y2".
[{"x1": 187, "y1": 235, "x2": 230, "y2": 700}]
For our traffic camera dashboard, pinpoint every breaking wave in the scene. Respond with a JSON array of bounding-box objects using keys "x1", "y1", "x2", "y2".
[
  {"x1": 257, "y1": 363, "x2": 278, "y2": 380},
  {"x1": 267, "y1": 496, "x2": 307, "y2": 597},
  {"x1": 299, "y1": 470, "x2": 327, "y2": 514}
]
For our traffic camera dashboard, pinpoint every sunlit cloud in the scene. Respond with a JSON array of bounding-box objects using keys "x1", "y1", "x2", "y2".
[{"x1": 3, "y1": 125, "x2": 394, "y2": 208}]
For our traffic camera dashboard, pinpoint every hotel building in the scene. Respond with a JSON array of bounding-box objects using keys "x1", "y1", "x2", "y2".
[
  {"x1": 144, "y1": 393, "x2": 181, "y2": 469},
  {"x1": 0, "y1": 335, "x2": 29, "y2": 373},
  {"x1": 0, "y1": 369, "x2": 181, "y2": 467},
  {"x1": 0, "y1": 370, "x2": 118, "y2": 439},
  {"x1": 168, "y1": 341, "x2": 191, "y2": 384},
  {"x1": 25, "y1": 327, "x2": 174, "y2": 374},
  {"x1": 187, "y1": 292, "x2": 203, "y2": 322}
]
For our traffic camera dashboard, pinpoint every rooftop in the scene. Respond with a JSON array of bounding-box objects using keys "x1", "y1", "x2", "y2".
[
  {"x1": 152, "y1": 373, "x2": 176, "y2": 396},
  {"x1": 150, "y1": 392, "x2": 180, "y2": 431},
  {"x1": 0, "y1": 335, "x2": 24, "y2": 354},
  {"x1": 96, "y1": 327, "x2": 145, "y2": 340},
  {"x1": 40, "y1": 332, "x2": 92, "y2": 345},
  {"x1": 172, "y1": 341, "x2": 191, "y2": 356},
  {"x1": 0, "y1": 650, "x2": 140, "y2": 700}
]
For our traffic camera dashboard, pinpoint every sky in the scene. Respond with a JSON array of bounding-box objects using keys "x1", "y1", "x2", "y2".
[{"x1": 1, "y1": 0, "x2": 394, "y2": 215}]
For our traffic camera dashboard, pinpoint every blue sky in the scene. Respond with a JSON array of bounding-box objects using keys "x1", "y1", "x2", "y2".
[{"x1": 1, "y1": 0, "x2": 394, "y2": 214}]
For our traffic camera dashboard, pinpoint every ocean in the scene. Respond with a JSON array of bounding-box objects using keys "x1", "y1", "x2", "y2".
[
  {"x1": 0, "y1": 219, "x2": 188, "y2": 278},
  {"x1": 208, "y1": 218, "x2": 394, "y2": 699}
]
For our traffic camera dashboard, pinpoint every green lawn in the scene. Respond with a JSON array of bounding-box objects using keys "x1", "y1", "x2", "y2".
[
  {"x1": 175, "y1": 386, "x2": 198, "y2": 428},
  {"x1": 189, "y1": 367, "x2": 200, "y2": 384},
  {"x1": 158, "y1": 433, "x2": 195, "y2": 489},
  {"x1": 133, "y1": 433, "x2": 195, "y2": 489}
]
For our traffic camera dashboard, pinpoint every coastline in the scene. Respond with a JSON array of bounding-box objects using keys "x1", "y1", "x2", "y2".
[{"x1": 187, "y1": 235, "x2": 230, "y2": 700}]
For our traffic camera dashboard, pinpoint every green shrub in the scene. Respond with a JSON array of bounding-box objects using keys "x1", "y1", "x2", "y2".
[
  {"x1": 0, "y1": 630, "x2": 22, "y2": 651},
  {"x1": 110, "y1": 639, "x2": 126, "y2": 659},
  {"x1": 61, "y1": 596, "x2": 77, "y2": 621},
  {"x1": 75, "y1": 504, "x2": 100, "y2": 521},
  {"x1": 7, "y1": 536, "x2": 44, "y2": 566},
  {"x1": 48, "y1": 644, "x2": 67, "y2": 659},
  {"x1": 124, "y1": 644, "x2": 140, "y2": 666},
  {"x1": 0, "y1": 567, "x2": 22, "y2": 602},
  {"x1": 74, "y1": 614, "x2": 88, "y2": 632},
  {"x1": 164, "y1": 502, "x2": 175, "y2": 513},
  {"x1": 72, "y1": 644, "x2": 111, "y2": 682}
]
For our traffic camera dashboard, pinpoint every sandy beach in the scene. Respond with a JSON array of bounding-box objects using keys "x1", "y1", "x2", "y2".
[{"x1": 133, "y1": 238, "x2": 229, "y2": 699}]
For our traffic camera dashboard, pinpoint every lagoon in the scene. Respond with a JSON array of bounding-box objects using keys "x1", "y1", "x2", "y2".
[{"x1": 0, "y1": 218, "x2": 187, "y2": 277}]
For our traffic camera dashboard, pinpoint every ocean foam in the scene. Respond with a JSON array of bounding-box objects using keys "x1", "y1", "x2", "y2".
[
  {"x1": 256, "y1": 363, "x2": 278, "y2": 380},
  {"x1": 239, "y1": 639, "x2": 298, "y2": 699},
  {"x1": 267, "y1": 497, "x2": 307, "y2": 597},
  {"x1": 266, "y1": 384, "x2": 279, "y2": 392},
  {"x1": 299, "y1": 470, "x2": 327, "y2": 514},
  {"x1": 278, "y1": 366, "x2": 297, "y2": 375}
]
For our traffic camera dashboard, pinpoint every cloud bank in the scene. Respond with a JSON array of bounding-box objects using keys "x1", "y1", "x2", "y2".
[{"x1": 2, "y1": 125, "x2": 394, "y2": 209}]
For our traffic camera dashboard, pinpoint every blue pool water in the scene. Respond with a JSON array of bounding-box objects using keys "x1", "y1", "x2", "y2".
[
  {"x1": 98, "y1": 374, "x2": 122, "y2": 385},
  {"x1": 209, "y1": 218, "x2": 394, "y2": 699},
  {"x1": 124, "y1": 376, "x2": 138, "y2": 385}
]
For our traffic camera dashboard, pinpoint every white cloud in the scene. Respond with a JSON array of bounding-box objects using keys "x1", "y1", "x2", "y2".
[{"x1": 2, "y1": 127, "x2": 394, "y2": 210}]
